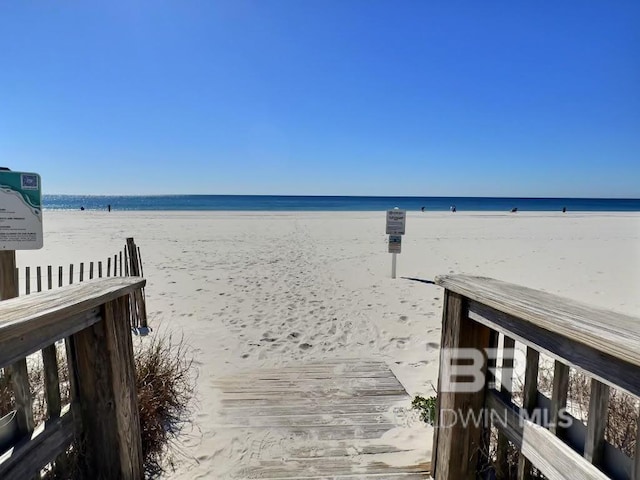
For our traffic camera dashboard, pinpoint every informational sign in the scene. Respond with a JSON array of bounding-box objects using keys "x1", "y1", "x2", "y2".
[
  {"x1": 388, "y1": 235, "x2": 402, "y2": 254},
  {"x1": 386, "y1": 209, "x2": 406, "y2": 235},
  {"x1": 0, "y1": 171, "x2": 43, "y2": 250}
]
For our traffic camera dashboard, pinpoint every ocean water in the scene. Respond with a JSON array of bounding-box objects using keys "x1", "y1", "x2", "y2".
[{"x1": 42, "y1": 195, "x2": 640, "y2": 212}]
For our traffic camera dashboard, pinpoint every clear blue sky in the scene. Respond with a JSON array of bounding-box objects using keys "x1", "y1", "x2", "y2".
[{"x1": 1, "y1": 1, "x2": 638, "y2": 196}]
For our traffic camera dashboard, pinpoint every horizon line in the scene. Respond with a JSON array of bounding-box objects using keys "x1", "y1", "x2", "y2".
[{"x1": 42, "y1": 193, "x2": 640, "y2": 200}]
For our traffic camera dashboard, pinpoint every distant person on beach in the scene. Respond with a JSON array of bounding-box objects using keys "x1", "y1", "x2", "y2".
[
  {"x1": 510, "y1": 207, "x2": 518, "y2": 213},
  {"x1": 80, "y1": 206, "x2": 85, "y2": 211},
  {"x1": 108, "y1": 204, "x2": 111, "y2": 212},
  {"x1": 451, "y1": 205, "x2": 457, "y2": 213},
  {"x1": 562, "y1": 206, "x2": 567, "y2": 213},
  {"x1": 421, "y1": 206, "x2": 425, "y2": 212}
]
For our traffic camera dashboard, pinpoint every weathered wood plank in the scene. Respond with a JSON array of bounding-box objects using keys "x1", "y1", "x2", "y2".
[
  {"x1": 220, "y1": 403, "x2": 401, "y2": 417},
  {"x1": 220, "y1": 395, "x2": 410, "y2": 407},
  {"x1": 216, "y1": 360, "x2": 426, "y2": 479},
  {"x1": 497, "y1": 335, "x2": 515, "y2": 479},
  {"x1": 467, "y1": 300, "x2": 640, "y2": 397},
  {"x1": 432, "y1": 291, "x2": 491, "y2": 480},
  {"x1": 584, "y1": 379, "x2": 609, "y2": 466},
  {"x1": 550, "y1": 362, "x2": 569, "y2": 437},
  {"x1": 0, "y1": 408, "x2": 75, "y2": 480},
  {"x1": 220, "y1": 413, "x2": 395, "y2": 427},
  {"x1": 0, "y1": 278, "x2": 144, "y2": 368},
  {"x1": 8, "y1": 359, "x2": 34, "y2": 437},
  {"x1": 238, "y1": 457, "x2": 430, "y2": 477},
  {"x1": 517, "y1": 347, "x2": 540, "y2": 480},
  {"x1": 42, "y1": 344, "x2": 61, "y2": 418},
  {"x1": 486, "y1": 391, "x2": 610, "y2": 480},
  {"x1": 71, "y1": 294, "x2": 143, "y2": 479},
  {"x1": 436, "y1": 275, "x2": 640, "y2": 369},
  {"x1": 633, "y1": 410, "x2": 640, "y2": 480}
]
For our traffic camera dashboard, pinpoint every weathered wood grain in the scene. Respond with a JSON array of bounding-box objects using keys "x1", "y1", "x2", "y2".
[
  {"x1": 550, "y1": 361, "x2": 569, "y2": 437},
  {"x1": 0, "y1": 407, "x2": 75, "y2": 480},
  {"x1": 497, "y1": 335, "x2": 515, "y2": 478},
  {"x1": 435, "y1": 275, "x2": 640, "y2": 369},
  {"x1": 467, "y1": 299, "x2": 640, "y2": 397},
  {"x1": 517, "y1": 347, "x2": 540, "y2": 480},
  {"x1": 432, "y1": 291, "x2": 491, "y2": 480},
  {"x1": 42, "y1": 344, "x2": 61, "y2": 419},
  {"x1": 584, "y1": 379, "x2": 609, "y2": 467},
  {"x1": 216, "y1": 360, "x2": 429, "y2": 479},
  {"x1": 486, "y1": 391, "x2": 610, "y2": 480},
  {"x1": 0, "y1": 277, "x2": 145, "y2": 369},
  {"x1": 72, "y1": 295, "x2": 143, "y2": 479}
]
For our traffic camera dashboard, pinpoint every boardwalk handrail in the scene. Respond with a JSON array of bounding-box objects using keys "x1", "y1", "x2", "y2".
[
  {"x1": 0, "y1": 277, "x2": 146, "y2": 479},
  {"x1": 431, "y1": 274, "x2": 640, "y2": 480}
]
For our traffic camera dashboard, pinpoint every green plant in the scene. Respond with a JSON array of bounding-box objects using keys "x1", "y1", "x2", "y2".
[{"x1": 411, "y1": 395, "x2": 437, "y2": 426}]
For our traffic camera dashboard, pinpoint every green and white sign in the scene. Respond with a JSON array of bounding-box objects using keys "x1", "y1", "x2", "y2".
[{"x1": 0, "y1": 171, "x2": 43, "y2": 250}]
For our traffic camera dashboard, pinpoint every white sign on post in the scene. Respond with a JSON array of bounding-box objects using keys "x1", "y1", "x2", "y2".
[
  {"x1": 0, "y1": 171, "x2": 43, "y2": 250},
  {"x1": 386, "y1": 209, "x2": 406, "y2": 235},
  {"x1": 388, "y1": 235, "x2": 402, "y2": 254}
]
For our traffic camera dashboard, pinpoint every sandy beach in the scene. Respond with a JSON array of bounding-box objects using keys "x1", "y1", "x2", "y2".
[{"x1": 17, "y1": 210, "x2": 640, "y2": 478}]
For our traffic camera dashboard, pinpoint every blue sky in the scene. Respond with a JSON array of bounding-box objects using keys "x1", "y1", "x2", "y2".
[{"x1": 0, "y1": 1, "x2": 638, "y2": 196}]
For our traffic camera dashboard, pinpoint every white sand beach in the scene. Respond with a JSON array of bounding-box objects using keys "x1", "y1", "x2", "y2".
[{"x1": 17, "y1": 210, "x2": 640, "y2": 478}]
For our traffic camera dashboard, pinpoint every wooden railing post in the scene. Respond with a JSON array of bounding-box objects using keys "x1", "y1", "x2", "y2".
[
  {"x1": 125, "y1": 238, "x2": 147, "y2": 328},
  {"x1": 432, "y1": 290, "x2": 491, "y2": 480},
  {"x1": 1, "y1": 250, "x2": 35, "y2": 439},
  {"x1": 70, "y1": 294, "x2": 143, "y2": 479}
]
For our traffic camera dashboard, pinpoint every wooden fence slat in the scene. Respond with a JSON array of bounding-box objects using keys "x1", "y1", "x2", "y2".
[
  {"x1": 98, "y1": 261, "x2": 102, "y2": 278},
  {"x1": 42, "y1": 344, "x2": 61, "y2": 418},
  {"x1": 137, "y1": 246, "x2": 144, "y2": 277},
  {"x1": 633, "y1": 409, "x2": 640, "y2": 480},
  {"x1": 550, "y1": 362, "x2": 569, "y2": 437},
  {"x1": 432, "y1": 291, "x2": 491, "y2": 480},
  {"x1": 36, "y1": 266, "x2": 42, "y2": 293},
  {"x1": 89, "y1": 262, "x2": 94, "y2": 280},
  {"x1": 517, "y1": 347, "x2": 540, "y2": 480},
  {"x1": 8, "y1": 359, "x2": 35, "y2": 437},
  {"x1": 47, "y1": 266, "x2": 52, "y2": 290},
  {"x1": 119, "y1": 251, "x2": 122, "y2": 277},
  {"x1": 584, "y1": 379, "x2": 610, "y2": 466},
  {"x1": 58, "y1": 266, "x2": 63, "y2": 288},
  {"x1": 25, "y1": 266, "x2": 31, "y2": 294},
  {"x1": 69, "y1": 264, "x2": 74, "y2": 285},
  {"x1": 497, "y1": 335, "x2": 515, "y2": 478},
  {"x1": 79, "y1": 262, "x2": 84, "y2": 282},
  {"x1": 107, "y1": 257, "x2": 111, "y2": 277}
]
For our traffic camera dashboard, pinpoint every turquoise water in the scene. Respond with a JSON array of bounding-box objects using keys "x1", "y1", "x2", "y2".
[{"x1": 43, "y1": 195, "x2": 640, "y2": 212}]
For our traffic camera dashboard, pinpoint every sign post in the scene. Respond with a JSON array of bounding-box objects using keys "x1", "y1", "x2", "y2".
[{"x1": 385, "y1": 209, "x2": 406, "y2": 279}]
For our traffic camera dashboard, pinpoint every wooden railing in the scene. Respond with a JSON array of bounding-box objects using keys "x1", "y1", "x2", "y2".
[
  {"x1": 0, "y1": 278, "x2": 146, "y2": 479},
  {"x1": 16, "y1": 237, "x2": 147, "y2": 329},
  {"x1": 431, "y1": 275, "x2": 640, "y2": 480}
]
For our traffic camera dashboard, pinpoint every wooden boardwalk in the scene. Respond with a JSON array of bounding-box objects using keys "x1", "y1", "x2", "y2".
[{"x1": 215, "y1": 359, "x2": 431, "y2": 479}]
